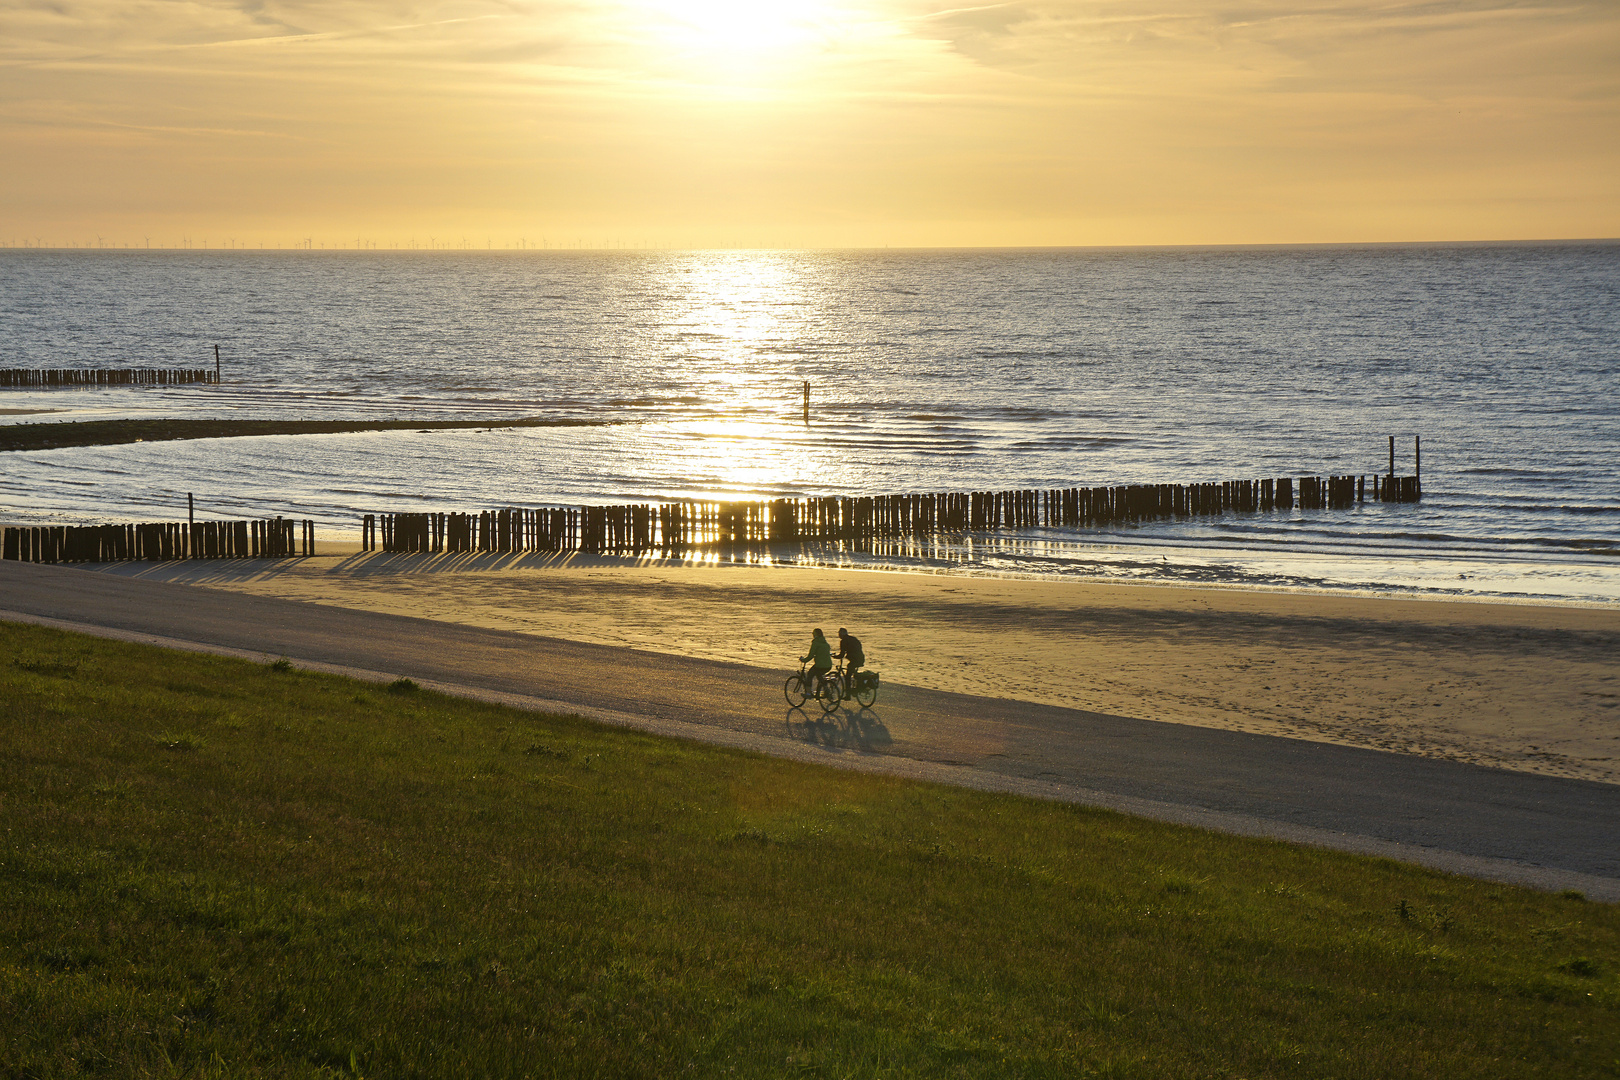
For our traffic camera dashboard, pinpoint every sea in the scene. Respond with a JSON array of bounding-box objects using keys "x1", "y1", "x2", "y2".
[{"x1": 1, "y1": 243, "x2": 1617, "y2": 604}]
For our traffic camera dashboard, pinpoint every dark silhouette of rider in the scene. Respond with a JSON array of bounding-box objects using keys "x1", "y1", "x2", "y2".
[
  {"x1": 801, "y1": 628, "x2": 832, "y2": 694},
  {"x1": 835, "y1": 627, "x2": 864, "y2": 689}
]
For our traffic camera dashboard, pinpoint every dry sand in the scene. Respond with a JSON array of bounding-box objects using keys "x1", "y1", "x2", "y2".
[{"x1": 100, "y1": 549, "x2": 1620, "y2": 785}]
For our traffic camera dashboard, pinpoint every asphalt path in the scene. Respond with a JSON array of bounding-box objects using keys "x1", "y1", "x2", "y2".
[{"x1": 4, "y1": 560, "x2": 1617, "y2": 899}]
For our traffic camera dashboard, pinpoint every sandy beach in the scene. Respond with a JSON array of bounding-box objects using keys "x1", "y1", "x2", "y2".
[{"x1": 91, "y1": 549, "x2": 1620, "y2": 786}]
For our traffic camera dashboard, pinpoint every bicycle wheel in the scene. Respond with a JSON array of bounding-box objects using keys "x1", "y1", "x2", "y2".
[
  {"x1": 784, "y1": 674, "x2": 808, "y2": 708},
  {"x1": 818, "y1": 675, "x2": 844, "y2": 713},
  {"x1": 854, "y1": 679, "x2": 877, "y2": 709}
]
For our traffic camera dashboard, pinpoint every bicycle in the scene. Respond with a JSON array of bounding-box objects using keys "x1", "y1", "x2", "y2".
[
  {"x1": 818, "y1": 662, "x2": 878, "y2": 713},
  {"x1": 784, "y1": 662, "x2": 833, "y2": 709}
]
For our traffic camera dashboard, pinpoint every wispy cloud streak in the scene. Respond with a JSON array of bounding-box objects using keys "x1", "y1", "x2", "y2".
[{"x1": 0, "y1": 0, "x2": 1614, "y2": 244}]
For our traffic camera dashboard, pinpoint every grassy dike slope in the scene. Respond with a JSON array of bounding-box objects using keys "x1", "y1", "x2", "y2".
[{"x1": 2, "y1": 621, "x2": 1616, "y2": 1078}]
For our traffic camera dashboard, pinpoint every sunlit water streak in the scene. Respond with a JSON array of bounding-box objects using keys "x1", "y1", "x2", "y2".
[{"x1": 1, "y1": 245, "x2": 1616, "y2": 602}]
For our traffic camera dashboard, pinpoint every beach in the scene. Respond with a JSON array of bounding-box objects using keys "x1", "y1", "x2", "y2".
[
  {"x1": 94, "y1": 552, "x2": 1620, "y2": 786},
  {"x1": 5, "y1": 247, "x2": 1617, "y2": 610}
]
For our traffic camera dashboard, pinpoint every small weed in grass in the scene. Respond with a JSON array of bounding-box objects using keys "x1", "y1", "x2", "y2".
[
  {"x1": 152, "y1": 732, "x2": 205, "y2": 752},
  {"x1": 523, "y1": 743, "x2": 570, "y2": 759},
  {"x1": 1565, "y1": 889, "x2": 1590, "y2": 902},
  {"x1": 268, "y1": 657, "x2": 293, "y2": 673},
  {"x1": 1160, "y1": 871, "x2": 1205, "y2": 895},
  {"x1": 13, "y1": 658, "x2": 78, "y2": 677},
  {"x1": 387, "y1": 676, "x2": 419, "y2": 694}
]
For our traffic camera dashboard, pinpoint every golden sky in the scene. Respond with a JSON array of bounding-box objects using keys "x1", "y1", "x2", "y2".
[{"x1": 2, "y1": 0, "x2": 1617, "y2": 247}]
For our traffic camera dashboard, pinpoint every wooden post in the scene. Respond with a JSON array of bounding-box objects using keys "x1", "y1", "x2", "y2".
[
  {"x1": 802, "y1": 380, "x2": 810, "y2": 424},
  {"x1": 1389, "y1": 435, "x2": 1395, "y2": 478},
  {"x1": 214, "y1": 345, "x2": 221, "y2": 383},
  {"x1": 188, "y1": 493, "x2": 194, "y2": 526},
  {"x1": 1415, "y1": 435, "x2": 1421, "y2": 479}
]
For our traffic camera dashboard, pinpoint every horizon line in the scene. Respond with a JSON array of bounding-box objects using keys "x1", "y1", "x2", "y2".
[{"x1": 4, "y1": 237, "x2": 1618, "y2": 255}]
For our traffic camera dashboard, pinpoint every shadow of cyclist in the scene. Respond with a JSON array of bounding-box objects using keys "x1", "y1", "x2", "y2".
[
  {"x1": 784, "y1": 708, "x2": 844, "y2": 748},
  {"x1": 786, "y1": 705, "x2": 891, "y2": 750},
  {"x1": 840, "y1": 707, "x2": 891, "y2": 748}
]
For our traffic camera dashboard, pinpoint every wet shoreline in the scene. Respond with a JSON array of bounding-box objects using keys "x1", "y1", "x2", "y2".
[{"x1": 0, "y1": 416, "x2": 611, "y2": 453}]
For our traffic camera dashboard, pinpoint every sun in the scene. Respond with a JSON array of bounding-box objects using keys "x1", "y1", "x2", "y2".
[
  {"x1": 646, "y1": 0, "x2": 823, "y2": 49},
  {"x1": 634, "y1": 0, "x2": 845, "y2": 77}
]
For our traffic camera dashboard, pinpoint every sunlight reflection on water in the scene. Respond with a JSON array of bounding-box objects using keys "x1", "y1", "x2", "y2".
[{"x1": 1, "y1": 245, "x2": 1616, "y2": 602}]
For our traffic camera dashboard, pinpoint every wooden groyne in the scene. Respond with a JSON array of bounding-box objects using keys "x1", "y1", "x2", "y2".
[
  {"x1": 1, "y1": 518, "x2": 314, "y2": 563},
  {"x1": 364, "y1": 471, "x2": 1421, "y2": 556},
  {"x1": 0, "y1": 368, "x2": 219, "y2": 388},
  {"x1": 3, "y1": 345, "x2": 226, "y2": 388}
]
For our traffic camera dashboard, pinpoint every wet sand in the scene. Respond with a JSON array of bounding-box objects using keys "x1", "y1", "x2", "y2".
[
  {"x1": 0, "y1": 417, "x2": 608, "y2": 453},
  {"x1": 90, "y1": 550, "x2": 1620, "y2": 785}
]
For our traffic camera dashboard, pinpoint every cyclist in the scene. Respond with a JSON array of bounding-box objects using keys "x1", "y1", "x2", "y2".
[
  {"x1": 800, "y1": 628, "x2": 833, "y2": 698},
  {"x1": 835, "y1": 627, "x2": 865, "y2": 697}
]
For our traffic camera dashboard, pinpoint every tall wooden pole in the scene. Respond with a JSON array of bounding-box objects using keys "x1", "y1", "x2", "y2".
[
  {"x1": 1388, "y1": 435, "x2": 1395, "y2": 478},
  {"x1": 802, "y1": 380, "x2": 810, "y2": 424},
  {"x1": 1415, "y1": 435, "x2": 1421, "y2": 479},
  {"x1": 214, "y1": 345, "x2": 220, "y2": 382}
]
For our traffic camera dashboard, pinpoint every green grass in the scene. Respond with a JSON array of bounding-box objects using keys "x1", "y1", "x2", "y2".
[{"x1": 2, "y1": 620, "x2": 1617, "y2": 1078}]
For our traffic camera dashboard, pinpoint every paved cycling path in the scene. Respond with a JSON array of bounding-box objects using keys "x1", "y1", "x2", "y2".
[{"x1": 4, "y1": 560, "x2": 1618, "y2": 900}]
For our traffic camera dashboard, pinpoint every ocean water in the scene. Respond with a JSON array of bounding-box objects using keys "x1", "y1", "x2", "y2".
[{"x1": 1, "y1": 244, "x2": 1617, "y2": 603}]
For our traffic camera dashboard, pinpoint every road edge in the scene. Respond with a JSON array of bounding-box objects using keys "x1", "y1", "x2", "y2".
[{"x1": 5, "y1": 607, "x2": 1617, "y2": 903}]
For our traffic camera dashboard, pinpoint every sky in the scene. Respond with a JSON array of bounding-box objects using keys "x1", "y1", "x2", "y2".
[{"x1": 1, "y1": 0, "x2": 1617, "y2": 248}]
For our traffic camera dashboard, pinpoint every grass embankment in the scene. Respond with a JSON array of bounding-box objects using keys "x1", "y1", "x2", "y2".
[
  {"x1": 0, "y1": 418, "x2": 607, "y2": 453},
  {"x1": 2, "y1": 621, "x2": 1617, "y2": 1078}
]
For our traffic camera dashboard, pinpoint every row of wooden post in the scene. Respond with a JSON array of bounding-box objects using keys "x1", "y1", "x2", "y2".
[
  {"x1": 1, "y1": 518, "x2": 313, "y2": 563},
  {"x1": 0, "y1": 368, "x2": 219, "y2": 387},
  {"x1": 364, "y1": 472, "x2": 1421, "y2": 556}
]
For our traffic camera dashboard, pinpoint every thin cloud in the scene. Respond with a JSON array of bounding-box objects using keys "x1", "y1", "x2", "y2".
[{"x1": 1, "y1": 0, "x2": 1614, "y2": 244}]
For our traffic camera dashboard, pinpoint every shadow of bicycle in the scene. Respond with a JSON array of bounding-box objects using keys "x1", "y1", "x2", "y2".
[{"x1": 783, "y1": 705, "x2": 892, "y2": 750}]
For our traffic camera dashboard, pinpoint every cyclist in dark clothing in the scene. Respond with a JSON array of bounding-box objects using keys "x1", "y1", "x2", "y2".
[
  {"x1": 835, "y1": 627, "x2": 864, "y2": 694},
  {"x1": 800, "y1": 628, "x2": 833, "y2": 696}
]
